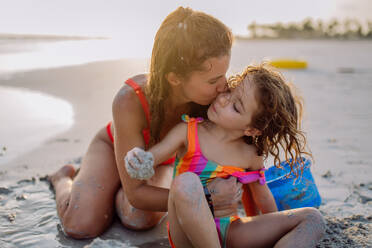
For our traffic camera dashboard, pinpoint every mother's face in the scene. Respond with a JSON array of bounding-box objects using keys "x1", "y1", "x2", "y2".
[{"x1": 180, "y1": 54, "x2": 230, "y2": 105}]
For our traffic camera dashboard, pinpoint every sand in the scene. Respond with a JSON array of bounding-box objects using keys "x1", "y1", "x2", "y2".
[
  {"x1": 0, "y1": 59, "x2": 171, "y2": 247},
  {"x1": 1, "y1": 40, "x2": 371, "y2": 247}
]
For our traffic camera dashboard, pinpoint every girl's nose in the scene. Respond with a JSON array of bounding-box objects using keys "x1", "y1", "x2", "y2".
[{"x1": 217, "y1": 92, "x2": 230, "y2": 107}]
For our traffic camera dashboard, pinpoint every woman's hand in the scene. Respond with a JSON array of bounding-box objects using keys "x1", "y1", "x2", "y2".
[
  {"x1": 124, "y1": 147, "x2": 155, "y2": 180},
  {"x1": 207, "y1": 177, "x2": 243, "y2": 218}
]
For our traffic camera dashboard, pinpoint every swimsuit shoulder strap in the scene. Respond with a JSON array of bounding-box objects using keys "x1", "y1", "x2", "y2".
[
  {"x1": 125, "y1": 78, "x2": 151, "y2": 146},
  {"x1": 125, "y1": 78, "x2": 151, "y2": 129},
  {"x1": 181, "y1": 114, "x2": 203, "y2": 155}
]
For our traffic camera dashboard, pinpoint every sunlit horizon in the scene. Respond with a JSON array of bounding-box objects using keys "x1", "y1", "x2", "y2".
[
  {"x1": 1, "y1": 0, "x2": 372, "y2": 39},
  {"x1": 1, "y1": 0, "x2": 371, "y2": 75}
]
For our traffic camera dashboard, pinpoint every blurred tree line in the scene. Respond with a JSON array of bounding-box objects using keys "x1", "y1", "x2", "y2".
[{"x1": 238, "y1": 18, "x2": 372, "y2": 40}]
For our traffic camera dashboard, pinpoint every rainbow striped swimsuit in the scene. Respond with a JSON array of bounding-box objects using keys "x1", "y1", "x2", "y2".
[{"x1": 171, "y1": 115, "x2": 266, "y2": 248}]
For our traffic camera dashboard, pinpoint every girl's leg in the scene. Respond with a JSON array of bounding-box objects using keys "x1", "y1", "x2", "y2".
[
  {"x1": 167, "y1": 172, "x2": 221, "y2": 248},
  {"x1": 226, "y1": 207, "x2": 326, "y2": 248}
]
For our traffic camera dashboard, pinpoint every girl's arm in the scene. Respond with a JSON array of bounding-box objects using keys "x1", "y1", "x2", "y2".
[
  {"x1": 248, "y1": 181, "x2": 277, "y2": 214},
  {"x1": 247, "y1": 155, "x2": 278, "y2": 214},
  {"x1": 149, "y1": 122, "x2": 187, "y2": 166},
  {"x1": 124, "y1": 123, "x2": 187, "y2": 179}
]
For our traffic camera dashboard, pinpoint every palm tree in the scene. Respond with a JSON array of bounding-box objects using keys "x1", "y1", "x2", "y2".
[
  {"x1": 244, "y1": 18, "x2": 372, "y2": 40},
  {"x1": 302, "y1": 18, "x2": 314, "y2": 31},
  {"x1": 366, "y1": 21, "x2": 372, "y2": 38},
  {"x1": 248, "y1": 22, "x2": 258, "y2": 38},
  {"x1": 325, "y1": 19, "x2": 340, "y2": 38}
]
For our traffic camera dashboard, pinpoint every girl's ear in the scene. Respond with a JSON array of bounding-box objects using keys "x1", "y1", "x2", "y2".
[
  {"x1": 244, "y1": 127, "x2": 262, "y2": 137},
  {"x1": 166, "y1": 72, "x2": 182, "y2": 86}
]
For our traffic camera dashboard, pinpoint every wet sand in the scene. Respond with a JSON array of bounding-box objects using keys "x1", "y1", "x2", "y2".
[
  {"x1": 1, "y1": 40, "x2": 371, "y2": 247},
  {"x1": 0, "y1": 59, "x2": 171, "y2": 247}
]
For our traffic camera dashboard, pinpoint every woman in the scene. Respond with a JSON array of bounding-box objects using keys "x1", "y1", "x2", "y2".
[{"x1": 49, "y1": 6, "x2": 241, "y2": 239}]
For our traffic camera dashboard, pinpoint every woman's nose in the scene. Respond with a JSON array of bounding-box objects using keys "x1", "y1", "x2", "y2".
[{"x1": 216, "y1": 77, "x2": 228, "y2": 93}]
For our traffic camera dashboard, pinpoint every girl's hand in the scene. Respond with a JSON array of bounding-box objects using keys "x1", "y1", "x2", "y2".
[
  {"x1": 124, "y1": 147, "x2": 155, "y2": 180},
  {"x1": 207, "y1": 177, "x2": 243, "y2": 218}
]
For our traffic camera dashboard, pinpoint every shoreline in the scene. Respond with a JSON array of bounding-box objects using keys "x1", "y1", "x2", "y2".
[
  {"x1": 234, "y1": 36, "x2": 372, "y2": 42},
  {"x1": 0, "y1": 58, "x2": 148, "y2": 182},
  {"x1": 0, "y1": 85, "x2": 74, "y2": 166},
  {"x1": 0, "y1": 33, "x2": 109, "y2": 41}
]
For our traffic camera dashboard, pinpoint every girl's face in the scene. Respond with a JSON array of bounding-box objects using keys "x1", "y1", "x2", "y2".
[
  {"x1": 180, "y1": 55, "x2": 230, "y2": 105},
  {"x1": 207, "y1": 77, "x2": 260, "y2": 134}
]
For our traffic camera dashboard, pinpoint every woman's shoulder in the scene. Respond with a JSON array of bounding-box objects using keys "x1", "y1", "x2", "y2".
[
  {"x1": 113, "y1": 74, "x2": 148, "y2": 105},
  {"x1": 130, "y1": 74, "x2": 148, "y2": 86},
  {"x1": 112, "y1": 74, "x2": 148, "y2": 124}
]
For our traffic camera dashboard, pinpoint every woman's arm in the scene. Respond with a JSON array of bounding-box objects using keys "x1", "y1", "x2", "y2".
[
  {"x1": 112, "y1": 84, "x2": 171, "y2": 212},
  {"x1": 208, "y1": 177, "x2": 242, "y2": 218}
]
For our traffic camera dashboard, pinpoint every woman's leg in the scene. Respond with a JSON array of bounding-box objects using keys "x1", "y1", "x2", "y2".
[
  {"x1": 226, "y1": 207, "x2": 326, "y2": 248},
  {"x1": 115, "y1": 163, "x2": 173, "y2": 230},
  {"x1": 50, "y1": 126, "x2": 172, "y2": 239},
  {"x1": 49, "y1": 127, "x2": 121, "y2": 238},
  {"x1": 167, "y1": 172, "x2": 221, "y2": 248}
]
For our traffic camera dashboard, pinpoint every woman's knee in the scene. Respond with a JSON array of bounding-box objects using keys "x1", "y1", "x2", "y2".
[
  {"x1": 62, "y1": 212, "x2": 110, "y2": 239},
  {"x1": 115, "y1": 188, "x2": 164, "y2": 231},
  {"x1": 170, "y1": 172, "x2": 203, "y2": 203}
]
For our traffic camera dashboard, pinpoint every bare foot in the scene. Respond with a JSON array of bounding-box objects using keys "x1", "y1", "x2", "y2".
[{"x1": 48, "y1": 164, "x2": 76, "y2": 187}]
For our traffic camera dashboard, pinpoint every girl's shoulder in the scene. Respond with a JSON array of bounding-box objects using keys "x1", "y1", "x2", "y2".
[
  {"x1": 181, "y1": 114, "x2": 204, "y2": 123},
  {"x1": 239, "y1": 142, "x2": 264, "y2": 170}
]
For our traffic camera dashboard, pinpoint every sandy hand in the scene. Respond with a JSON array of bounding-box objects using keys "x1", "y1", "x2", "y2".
[{"x1": 124, "y1": 147, "x2": 155, "y2": 180}]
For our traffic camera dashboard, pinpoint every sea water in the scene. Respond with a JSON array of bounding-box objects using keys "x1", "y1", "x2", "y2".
[
  {"x1": 0, "y1": 86, "x2": 74, "y2": 165},
  {"x1": 0, "y1": 37, "x2": 138, "y2": 165},
  {"x1": 0, "y1": 37, "x2": 149, "y2": 76}
]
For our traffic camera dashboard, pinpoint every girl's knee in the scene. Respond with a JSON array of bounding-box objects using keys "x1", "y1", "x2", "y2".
[
  {"x1": 170, "y1": 172, "x2": 203, "y2": 202},
  {"x1": 301, "y1": 207, "x2": 324, "y2": 221},
  {"x1": 300, "y1": 207, "x2": 326, "y2": 236}
]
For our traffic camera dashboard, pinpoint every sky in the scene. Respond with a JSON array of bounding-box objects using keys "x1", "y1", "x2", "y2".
[{"x1": 1, "y1": 0, "x2": 371, "y2": 40}]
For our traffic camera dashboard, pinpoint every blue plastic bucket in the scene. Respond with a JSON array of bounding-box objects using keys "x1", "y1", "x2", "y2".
[{"x1": 265, "y1": 157, "x2": 321, "y2": 211}]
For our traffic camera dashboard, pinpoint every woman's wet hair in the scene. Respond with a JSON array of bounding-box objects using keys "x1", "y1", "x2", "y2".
[
  {"x1": 146, "y1": 6, "x2": 233, "y2": 144},
  {"x1": 228, "y1": 63, "x2": 312, "y2": 176}
]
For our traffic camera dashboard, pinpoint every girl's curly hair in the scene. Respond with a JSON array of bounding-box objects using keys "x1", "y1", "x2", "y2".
[{"x1": 228, "y1": 63, "x2": 312, "y2": 176}]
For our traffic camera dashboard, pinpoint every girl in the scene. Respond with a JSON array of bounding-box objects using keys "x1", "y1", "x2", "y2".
[
  {"x1": 48, "y1": 7, "x2": 242, "y2": 239},
  {"x1": 125, "y1": 64, "x2": 325, "y2": 248}
]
